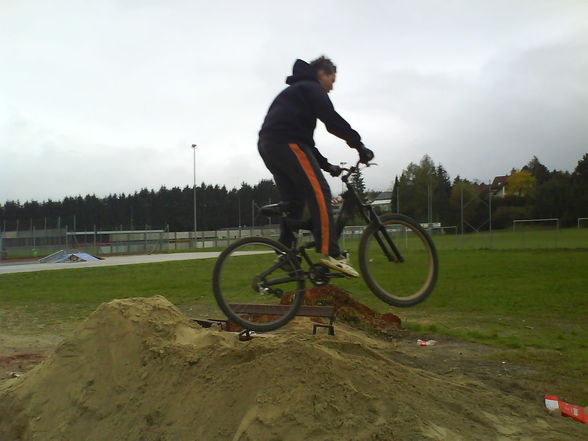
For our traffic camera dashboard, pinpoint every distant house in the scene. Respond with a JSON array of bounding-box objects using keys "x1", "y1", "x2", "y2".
[
  {"x1": 370, "y1": 191, "x2": 393, "y2": 213},
  {"x1": 491, "y1": 175, "x2": 508, "y2": 197}
]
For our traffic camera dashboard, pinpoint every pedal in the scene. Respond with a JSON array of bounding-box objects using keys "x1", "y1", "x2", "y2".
[
  {"x1": 309, "y1": 264, "x2": 330, "y2": 286},
  {"x1": 238, "y1": 329, "x2": 255, "y2": 341}
]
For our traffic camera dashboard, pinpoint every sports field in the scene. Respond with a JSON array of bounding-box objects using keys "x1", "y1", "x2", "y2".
[
  {"x1": 1, "y1": 228, "x2": 587, "y2": 409},
  {"x1": 427, "y1": 226, "x2": 588, "y2": 250}
]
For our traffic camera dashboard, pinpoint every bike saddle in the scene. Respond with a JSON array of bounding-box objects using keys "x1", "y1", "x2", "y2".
[
  {"x1": 259, "y1": 201, "x2": 291, "y2": 217},
  {"x1": 259, "y1": 202, "x2": 313, "y2": 231}
]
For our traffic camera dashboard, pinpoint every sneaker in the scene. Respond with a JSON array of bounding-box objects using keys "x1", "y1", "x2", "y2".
[{"x1": 319, "y1": 255, "x2": 359, "y2": 278}]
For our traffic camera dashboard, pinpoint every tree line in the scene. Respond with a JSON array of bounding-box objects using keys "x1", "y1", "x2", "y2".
[
  {"x1": 1, "y1": 180, "x2": 280, "y2": 232},
  {"x1": 390, "y1": 153, "x2": 587, "y2": 230},
  {"x1": 1, "y1": 153, "x2": 586, "y2": 232}
]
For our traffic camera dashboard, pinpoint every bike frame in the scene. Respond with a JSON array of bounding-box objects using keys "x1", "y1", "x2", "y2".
[
  {"x1": 335, "y1": 164, "x2": 404, "y2": 264},
  {"x1": 262, "y1": 162, "x2": 406, "y2": 289},
  {"x1": 214, "y1": 162, "x2": 438, "y2": 331}
]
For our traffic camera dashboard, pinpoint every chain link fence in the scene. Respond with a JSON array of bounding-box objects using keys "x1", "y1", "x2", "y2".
[
  {"x1": 2, "y1": 221, "x2": 588, "y2": 263},
  {"x1": 0, "y1": 226, "x2": 283, "y2": 261}
]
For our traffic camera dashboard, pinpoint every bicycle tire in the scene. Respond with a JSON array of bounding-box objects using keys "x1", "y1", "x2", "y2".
[
  {"x1": 212, "y1": 236, "x2": 305, "y2": 332},
  {"x1": 359, "y1": 213, "x2": 438, "y2": 307}
]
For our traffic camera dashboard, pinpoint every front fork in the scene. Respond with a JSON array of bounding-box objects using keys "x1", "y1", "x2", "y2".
[
  {"x1": 372, "y1": 223, "x2": 404, "y2": 263},
  {"x1": 338, "y1": 190, "x2": 404, "y2": 263}
]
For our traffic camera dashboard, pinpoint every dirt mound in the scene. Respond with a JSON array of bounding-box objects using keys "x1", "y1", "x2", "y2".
[
  {"x1": 0, "y1": 353, "x2": 47, "y2": 380},
  {"x1": 283, "y1": 285, "x2": 403, "y2": 335},
  {"x1": 0, "y1": 296, "x2": 582, "y2": 441}
]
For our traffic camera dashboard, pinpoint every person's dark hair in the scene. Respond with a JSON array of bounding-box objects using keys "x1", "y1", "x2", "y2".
[{"x1": 309, "y1": 56, "x2": 337, "y2": 75}]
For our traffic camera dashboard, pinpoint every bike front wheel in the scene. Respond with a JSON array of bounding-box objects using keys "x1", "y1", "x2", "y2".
[
  {"x1": 359, "y1": 213, "x2": 438, "y2": 307},
  {"x1": 212, "y1": 237, "x2": 305, "y2": 332}
]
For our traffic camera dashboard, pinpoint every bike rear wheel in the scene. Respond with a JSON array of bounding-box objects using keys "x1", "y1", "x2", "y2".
[
  {"x1": 359, "y1": 213, "x2": 438, "y2": 307},
  {"x1": 212, "y1": 237, "x2": 305, "y2": 332}
]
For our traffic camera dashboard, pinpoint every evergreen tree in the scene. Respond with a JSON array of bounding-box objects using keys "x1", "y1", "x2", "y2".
[
  {"x1": 434, "y1": 164, "x2": 452, "y2": 224},
  {"x1": 390, "y1": 176, "x2": 400, "y2": 212},
  {"x1": 349, "y1": 168, "x2": 367, "y2": 202},
  {"x1": 523, "y1": 156, "x2": 551, "y2": 185},
  {"x1": 3, "y1": 153, "x2": 587, "y2": 231},
  {"x1": 394, "y1": 155, "x2": 451, "y2": 225},
  {"x1": 571, "y1": 154, "x2": 588, "y2": 220},
  {"x1": 533, "y1": 171, "x2": 573, "y2": 222}
]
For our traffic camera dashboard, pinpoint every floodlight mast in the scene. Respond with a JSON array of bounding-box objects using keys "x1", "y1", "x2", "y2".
[
  {"x1": 191, "y1": 144, "x2": 198, "y2": 243},
  {"x1": 339, "y1": 161, "x2": 347, "y2": 195}
]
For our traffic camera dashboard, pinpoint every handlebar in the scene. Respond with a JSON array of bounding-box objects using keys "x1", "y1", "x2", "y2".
[{"x1": 340, "y1": 160, "x2": 377, "y2": 182}]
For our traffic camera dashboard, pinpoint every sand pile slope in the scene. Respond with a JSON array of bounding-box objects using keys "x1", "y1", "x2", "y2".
[{"x1": 0, "y1": 296, "x2": 582, "y2": 441}]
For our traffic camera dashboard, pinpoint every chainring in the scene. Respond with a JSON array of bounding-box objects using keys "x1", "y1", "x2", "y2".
[{"x1": 308, "y1": 264, "x2": 330, "y2": 286}]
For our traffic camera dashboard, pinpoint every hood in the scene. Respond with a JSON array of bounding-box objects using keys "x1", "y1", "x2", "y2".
[{"x1": 285, "y1": 59, "x2": 318, "y2": 85}]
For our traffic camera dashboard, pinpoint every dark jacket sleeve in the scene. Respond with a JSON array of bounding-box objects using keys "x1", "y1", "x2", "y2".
[
  {"x1": 303, "y1": 82, "x2": 363, "y2": 149},
  {"x1": 308, "y1": 145, "x2": 330, "y2": 170}
]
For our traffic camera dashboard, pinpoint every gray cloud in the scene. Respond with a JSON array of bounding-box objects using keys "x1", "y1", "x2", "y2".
[
  {"x1": 1, "y1": 0, "x2": 587, "y2": 201},
  {"x1": 413, "y1": 33, "x2": 588, "y2": 184}
]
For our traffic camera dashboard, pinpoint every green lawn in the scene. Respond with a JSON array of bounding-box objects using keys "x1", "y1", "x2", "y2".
[
  {"x1": 1, "y1": 247, "x2": 587, "y2": 404},
  {"x1": 394, "y1": 249, "x2": 588, "y2": 407},
  {"x1": 429, "y1": 226, "x2": 588, "y2": 250}
]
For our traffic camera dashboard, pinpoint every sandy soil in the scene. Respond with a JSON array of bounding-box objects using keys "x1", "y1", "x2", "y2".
[{"x1": 0, "y1": 296, "x2": 585, "y2": 441}]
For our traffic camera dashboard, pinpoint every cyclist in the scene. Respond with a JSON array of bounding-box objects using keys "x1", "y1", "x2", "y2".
[{"x1": 258, "y1": 55, "x2": 374, "y2": 277}]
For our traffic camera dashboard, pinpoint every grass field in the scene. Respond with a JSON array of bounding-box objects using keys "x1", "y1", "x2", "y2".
[
  {"x1": 1, "y1": 239, "x2": 587, "y2": 405},
  {"x1": 431, "y1": 227, "x2": 588, "y2": 250}
]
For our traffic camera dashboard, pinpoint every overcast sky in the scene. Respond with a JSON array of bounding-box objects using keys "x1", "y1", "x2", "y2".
[{"x1": 2, "y1": 0, "x2": 587, "y2": 203}]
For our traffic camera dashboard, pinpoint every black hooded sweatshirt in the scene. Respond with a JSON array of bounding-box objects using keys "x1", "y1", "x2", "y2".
[{"x1": 258, "y1": 59, "x2": 362, "y2": 169}]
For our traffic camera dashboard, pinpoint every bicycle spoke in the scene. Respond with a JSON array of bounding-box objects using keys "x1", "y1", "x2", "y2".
[
  {"x1": 213, "y1": 238, "x2": 305, "y2": 331},
  {"x1": 373, "y1": 229, "x2": 401, "y2": 262},
  {"x1": 360, "y1": 214, "x2": 438, "y2": 307}
]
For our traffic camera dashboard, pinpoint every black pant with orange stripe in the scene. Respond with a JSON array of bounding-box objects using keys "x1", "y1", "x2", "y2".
[{"x1": 258, "y1": 140, "x2": 340, "y2": 257}]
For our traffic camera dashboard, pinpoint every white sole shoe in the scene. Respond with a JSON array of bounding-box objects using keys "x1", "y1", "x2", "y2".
[{"x1": 319, "y1": 256, "x2": 360, "y2": 278}]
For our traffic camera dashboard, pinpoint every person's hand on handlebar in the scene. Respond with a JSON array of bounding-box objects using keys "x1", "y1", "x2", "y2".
[
  {"x1": 325, "y1": 163, "x2": 343, "y2": 177},
  {"x1": 356, "y1": 144, "x2": 374, "y2": 164}
]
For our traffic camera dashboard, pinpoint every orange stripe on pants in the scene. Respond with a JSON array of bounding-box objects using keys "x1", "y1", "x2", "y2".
[{"x1": 288, "y1": 143, "x2": 330, "y2": 255}]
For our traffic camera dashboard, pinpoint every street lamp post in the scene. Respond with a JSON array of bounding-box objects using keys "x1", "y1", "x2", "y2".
[
  {"x1": 339, "y1": 161, "x2": 347, "y2": 195},
  {"x1": 238, "y1": 194, "x2": 241, "y2": 238},
  {"x1": 191, "y1": 144, "x2": 198, "y2": 245},
  {"x1": 339, "y1": 161, "x2": 348, "y2": 248}
]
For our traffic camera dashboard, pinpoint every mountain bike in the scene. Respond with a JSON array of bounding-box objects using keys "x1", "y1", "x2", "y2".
[{"x1": 212, "y1": 161, "x2": 438, "y2": 332}]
